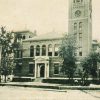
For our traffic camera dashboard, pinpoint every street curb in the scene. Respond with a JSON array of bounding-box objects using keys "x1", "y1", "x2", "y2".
[
  {"x1": 0, "y1": 83, "x2": 100, "y2": 90},
  {"x1": 0, "y1": 83, "x2": 59, "y2": 89}
]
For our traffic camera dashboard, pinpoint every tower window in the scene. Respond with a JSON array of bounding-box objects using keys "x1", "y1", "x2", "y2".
[
  {"x1": 74, "y1": 0, "x2": 83, "y2": 3},
  {"x1": 79, "y1": 33, "x2": 82, "y2": 47},
  {"x1": 76, "y1": 0, "x2": 80, "y2": 2},
  {"x1": 74, "y1": 23, "x2": 77, "y2": 30},
  {"x1": 79, "y1": 47, "x2": 82, "y2": 56},
  {"x1": 74, "y1": 33, "x2": 77, "y2": 39},
  {"x1": 79, "y1": 22, "x2": 82, "y2": 30},
  {"x1": 79, "y1": 51, "x2": 82, "y2": 56}
]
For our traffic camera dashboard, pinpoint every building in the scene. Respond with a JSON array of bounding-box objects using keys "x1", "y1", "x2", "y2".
[
  {"x1": 13, "y1": 30, "x2": 36, "y2": 59},
  {"x1": 14, "y1": 0, "x2": 93, "y2": 79},
  {"x1": 14, "y1": 32, "x2": 64, "y2": 78},
  {"x1": 68, "y1": 0, "x2": 92, "y2": 57}
]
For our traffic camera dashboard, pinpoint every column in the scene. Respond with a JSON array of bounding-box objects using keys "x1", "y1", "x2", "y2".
[
  {"x1": 52, "y1": 44, "x2": 55, "y2": 56},
  {"x1": 37, "y1": 64, "x2": 40, "y2": 77},
  {"x1": 47, "y1": 62, "x2": 49, "y2": 78},
  {"x1": 45, "y1": 63, "x2": 47, "y2": 79},
  {"x1": 34, "y1": 46, "x2": 36, "y2": 56},
  {"x1": 40, "y1": 45, "x2": 42, "y2": 56},
  {"x1": 46, "y1": 45, "x2": 48, "y2": 56},
  {"x1": 34, "y1": 63, "x2": 37, "y2": 78}
]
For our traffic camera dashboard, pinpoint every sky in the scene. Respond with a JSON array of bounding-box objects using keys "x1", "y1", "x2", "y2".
[{"x1": 0, "y1": 0, "x2": 100, "y2": 40}]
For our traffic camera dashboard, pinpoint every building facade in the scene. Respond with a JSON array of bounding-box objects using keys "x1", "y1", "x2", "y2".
[
  {"x1": 14, "y1": 0, "x2": 93, "y2": 79},
  {"x1": 14, "y1": 33, "x2": 64, "y2": 78}
]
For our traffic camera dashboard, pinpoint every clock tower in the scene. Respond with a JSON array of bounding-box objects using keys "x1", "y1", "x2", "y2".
[{"x1": 68, "y1": 0, "x2": 92, "y2": 57}]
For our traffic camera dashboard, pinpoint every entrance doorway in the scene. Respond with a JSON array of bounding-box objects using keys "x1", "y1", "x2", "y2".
[{"x1": 40, "y1": 64, "x2": 45, "y2": 77}]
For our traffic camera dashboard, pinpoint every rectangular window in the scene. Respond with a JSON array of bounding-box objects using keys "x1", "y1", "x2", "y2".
[
  {"x1": 79, "y1": 47, "x2": 82, "y2": 56},
  {"x1": 48, "y1": 52, "x2": 52, "y2": 56},
  {"x1": 16, "y1": 64, "x2": 22, "y2": 73},
  {"x1": 29, "y1": 64, "x2": 34, "y2": 74},
  {"x1": 54, "y1": 51, "x2": 58, "y2": 56},
  {"x1": 79, "y1": 51, "x2": 82, "y2": 56},
  {"x1": 16, "y1": 50, "x2": 22, "y2": 58},
  {"x1": 16, "y1": 50, "x2": 19, "y2": 58},
  {"x1": 54, "y1": 63, "x2": 59, "y2": 74}
]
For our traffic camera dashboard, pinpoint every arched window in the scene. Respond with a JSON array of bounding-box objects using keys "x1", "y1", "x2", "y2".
[
  {"x1": 79, "y1": 22, "x2": 82, "y2": 30},
  {"x1": 73, "y1": 0, "x2": 76, "y2": 3},
  {"x1": 42, "y1": 45, "x2": 46, "y2": 56},
  {"x1": 48, "y1": 44, "x2": 52, "y2": 56},
  {"x1": 79, "y1": 33, "x2": 82, "y2": 47},
  {"x1": 74, "y1": 0, "x2": 83, "y2": 3},
  {"x1": 30, "y1": 46, "x2": 34, "y2": 57},
  {"x1": 74, "y1": 33, "x2": 77, "y2": 41},
  {"x1": 23, "y1": 35, "x2": 26, "y2": 39},
  {"x1": 54, "y1": 44, "x2": 59, "y2": 56},
  {"x1": 74, "y1": 23, "x2": 77, "y2": 30},
  {"x1": 81, "y1": 0, "x2": 83, "y2": 2},
  {"x1": 36, "y1": 45, "x2": 40, "y2": 56},
  {"x1": 76, "y1": 0, "x2": 80, "y2": 2}
]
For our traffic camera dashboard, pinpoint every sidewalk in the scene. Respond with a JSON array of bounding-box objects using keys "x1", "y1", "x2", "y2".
[{"x1": 0, "y1": 82, "x2": 100, "y2": 90}]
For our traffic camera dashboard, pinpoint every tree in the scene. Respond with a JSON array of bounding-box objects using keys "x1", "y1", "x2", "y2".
[
  {"x1": 81, "y1": 51, "x2": 100, "y2": 82},
  {"x1": 0, "y1": 26, "x2": 14, "y2": 82},
  {"x1": 59, "y1": 34, "x2": 77, "y2": 80}
]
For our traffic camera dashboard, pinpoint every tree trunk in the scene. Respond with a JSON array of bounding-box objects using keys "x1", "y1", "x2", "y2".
[
  {"x1": 4, "y1": 75, "x2": 7, "y2": 83},
  {"x1": 0, "y1": 75, "x2": 1, "y2": 83}
]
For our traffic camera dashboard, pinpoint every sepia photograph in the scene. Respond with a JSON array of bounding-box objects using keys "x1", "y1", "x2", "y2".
[{"x1": 0, "y1": 0, "x2": 100, "y2": 100}]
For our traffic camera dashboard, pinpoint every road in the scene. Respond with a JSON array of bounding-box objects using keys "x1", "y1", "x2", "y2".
[{"x1": 0, "y1": 86, "x2": 100, "y2": 100}]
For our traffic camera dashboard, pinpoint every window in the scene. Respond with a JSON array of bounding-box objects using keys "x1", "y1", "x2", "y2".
[
  {"x1": 76, "y1": 0, "x2": 80, "y2": 2},
  {"x1": 74, "y1": 33, "x2": 77, "y2": 39},
  {"x1": 54, "y1": 44, "x2": 59, "y2": 56},
  {"x1": 79, "y1": 51, "x2": 82, "y2": 56},
  {"x1": 74, "y1": 0, "x2": 83, "y2": 3},
  {"x1": 54, "y1": 63, "x2": 59, "y2": 74},
  {"x1": 30, "y1": 46, "x2": 34, "y2": 57},
  {"x1": 42, "y1": 45, "x2": 46, "y2": 56},
  {"x1": 29, "y1": 36, "x2": 31, "y2": 38},
  {"x1": 79, "y1": 33, "x2": 82, "y2": 47},
  {"x1": 16, "y1": 50, "x2": 22, "y2": 58},
  {"x1": 23, "y1": 35, "x2": 26, "y2": 39},
  {"x1": 74, "y1": 23, "x2": 77, "y2": 30},
  {"x1": 79, "y1": 22, "x2": 82, "y2": 30},
  {"x1": 16, "y1": 64, "x2": 22, "y2": 73},
  {"x1": 29, "y1": 64, "x2": 34, "y2": 74},
  {"x1": 48, "y1": 44, "x2": 52, "y2": 56},
  {"x1": 79, "y1": 47, "x2": 82, "y2": 56},
  {"x1": 36, "y1": 45, "x2": 40, "y2": 56}
]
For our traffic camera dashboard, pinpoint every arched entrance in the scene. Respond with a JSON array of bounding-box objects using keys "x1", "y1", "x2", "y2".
[
  {"x1": 35, "y1": 56, "x2": 49, "y2": 78},
  {"x1": 40, "y1": 64, "x2": 45, "y2": 77}
]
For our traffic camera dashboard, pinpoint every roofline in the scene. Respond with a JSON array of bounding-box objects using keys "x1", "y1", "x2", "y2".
[
  {"x1": 12, "y1": 30, "x2": 31, "y2": 34},
  {"x1": 23, "y1": 37, "x2": 63, "y2": 42}
]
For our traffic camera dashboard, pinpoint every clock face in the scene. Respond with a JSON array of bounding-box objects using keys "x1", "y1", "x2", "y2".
[{"x1": 75, "y1": 10, "x2": 81, "y2": 17}]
